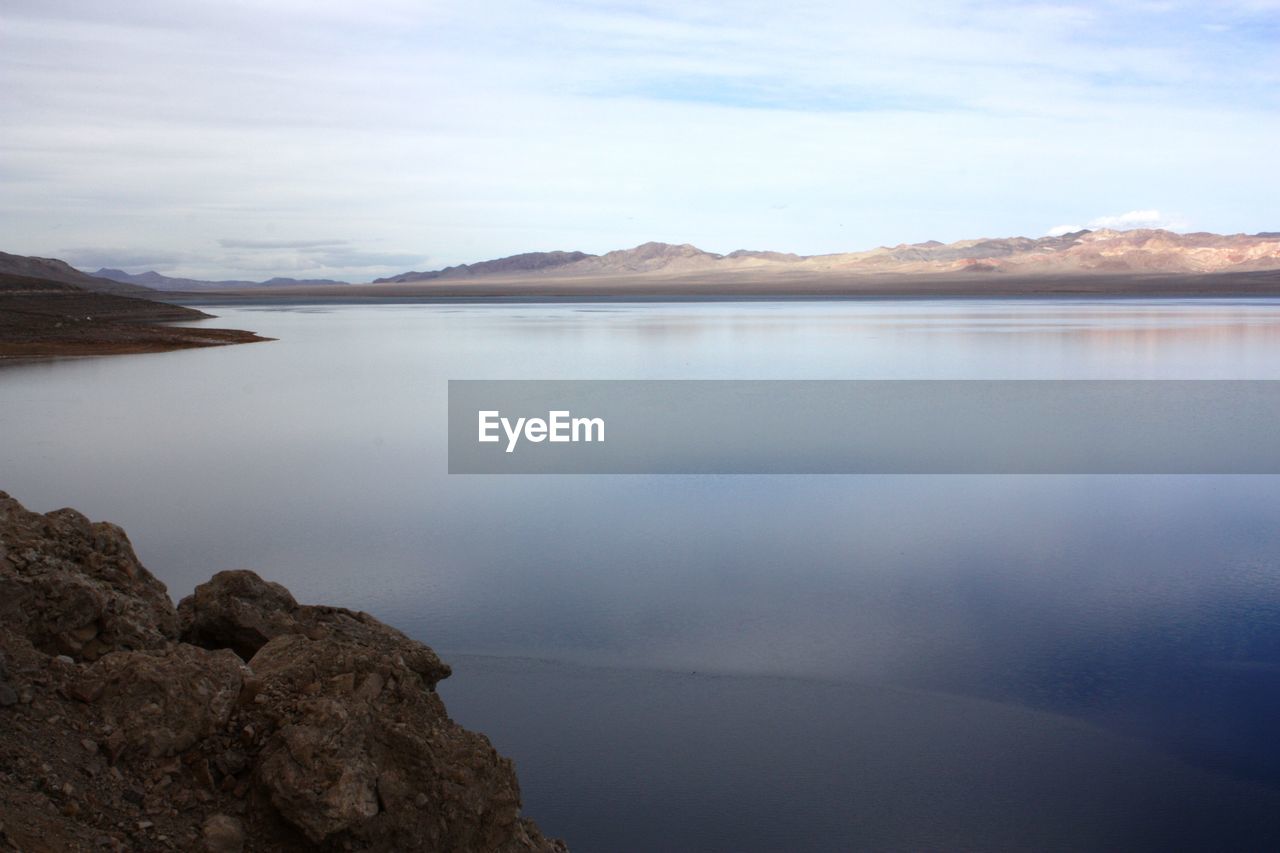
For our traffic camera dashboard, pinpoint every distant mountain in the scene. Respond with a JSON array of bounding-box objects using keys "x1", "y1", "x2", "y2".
[
  {"x1": 805, "y1": 229, "x2": 1280, "y2": 275},
  {"x1": 0, "y1": 252, "x2": 152, "y2": 295},
  {"x1": 373, "y1": 251, "x2": 590, "y2": 283},
  {"x1": 12, "y1": 229, "x2": 1280, "y2": 297},
  {"x1": 725, "y1": 249, "x2": 804, "y2": 262},
  {"x1": 373, "y1": 230, "x2": 1280, "y2": 282},
  {"x1": 372, "y1": 243, "x2": 785, "y2": 283},
  {"x1": 566, "y1": 242, "x2": 723, "y2": 274},
  {"x1": 93, "y1": 268, "x2": 351, "y2": 291}
]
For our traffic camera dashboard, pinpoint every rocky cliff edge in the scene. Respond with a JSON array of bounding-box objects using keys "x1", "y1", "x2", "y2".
[{"x1": 0, "y1": 490, "x2": 565, "y2": 852}]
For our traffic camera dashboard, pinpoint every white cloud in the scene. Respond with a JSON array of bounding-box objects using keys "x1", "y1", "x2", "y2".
[
  {"x1": 0, "y1": 1, "x2": 1276, "y2": 278},
  {"x1": 1087, "y1": 209, "x2": 1190, "y2": 230},
  {"x1": 1047, "y1": 210, "x2": 1191, "y2": 236}
]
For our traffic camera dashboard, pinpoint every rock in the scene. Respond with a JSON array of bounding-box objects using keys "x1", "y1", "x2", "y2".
[
  {"x1": 0, "y1": 493, "x2": 564, "y2": 851},
  {"x1": 178, "y1": 571, "x2": 300, "y2": 661},
  {"x1": 0, "y1": 492, "x2": 178, "y2": 660},
  {"x1": 248, "y1": 626, "x2": 556, "y2": 850},
  {"x1": 200, "y1": 814, "x2": 245, "y2": 853},
  {"x1": 180, "y1": 569, "x2": 451, "y2": 688},
  {"x1": 80, "y1": 645, "x2": 244, "y2": 760},
  {"x1": 215, "y1": 749, "x2": 247, "y2": 777},
  {"x1": 191, "y1": 758, "x2": 215, "y2": 790}
]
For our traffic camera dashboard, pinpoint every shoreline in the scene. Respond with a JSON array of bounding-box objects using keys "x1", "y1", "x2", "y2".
[
  {"x1": 170, "y1": 291, "x2": 1280, "y2": 308},
  {"x1": 149, "y1": 269, "x2": 1280, "y2": 303},
  {"x1": 0, "y1": 326, "x2": 271, "y2": 360},
  {"x1": 0, "y1": 271, "x2": 270, "y2": 360}
]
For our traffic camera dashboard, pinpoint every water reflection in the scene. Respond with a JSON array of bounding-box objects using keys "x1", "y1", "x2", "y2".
[{"x1": 3, "y1": 298, "x2": 1280, "y2": 849}]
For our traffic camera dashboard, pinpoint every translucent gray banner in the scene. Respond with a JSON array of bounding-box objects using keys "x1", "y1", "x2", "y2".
[{"x1": 447, "y1": 380, "x2": 1280, "y2": 474}]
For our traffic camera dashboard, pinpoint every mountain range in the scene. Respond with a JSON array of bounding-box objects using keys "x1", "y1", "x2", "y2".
[
  {"x1": 373, "y1": 229, "x2": 1280, "y2": 283},
  {"x1": 7, "y1": 228, "x2": 1280, "y2": 295},
  {"x1": 93, "y1": 268, "x2": 351, "y2": 291}
]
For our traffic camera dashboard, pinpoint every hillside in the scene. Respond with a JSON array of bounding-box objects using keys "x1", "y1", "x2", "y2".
[
  {"x1": 0, "y1": 251, "x2": 153, "y2": 295},
  {"x1": 0, "y1": 271, "x2": 268, "y2": 358}
]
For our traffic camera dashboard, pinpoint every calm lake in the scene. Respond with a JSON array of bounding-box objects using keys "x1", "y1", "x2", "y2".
[{"x1": 4, "y1": 298, "x2": 1280, "y2": 850}]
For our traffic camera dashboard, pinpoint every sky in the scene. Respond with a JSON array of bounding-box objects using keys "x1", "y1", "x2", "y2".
[{"x1": 2, "y1": 0, "x2": 1278, "y2": 281}]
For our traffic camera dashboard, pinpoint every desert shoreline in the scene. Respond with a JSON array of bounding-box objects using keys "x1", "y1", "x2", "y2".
[
  {"x1": 0, "y1": 271, "x2": 270, "y2": 360},
  {"x1": 152, "y1": 269, "x2": 1280, "y2": 304}
]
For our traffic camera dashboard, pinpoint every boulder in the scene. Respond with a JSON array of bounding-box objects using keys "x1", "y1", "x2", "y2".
[
  {"x1": 179, "y1": 569, "x2": 451, "y2": 687},
  {"x1": 80, "y1": 644, "x2": 245, "y2": 760},
  {"x1": 201, "y1": 813, "x2": 246, "y2": 853},
  {"x1": 249, "y1": 631, "x2": 535, "y2": 849},
  {"x1": 0, "y1": 492, "x2": 177, "y2": 659},
  {"x1": 178, "y1": 569, "x2": 300, "y2": 660}
]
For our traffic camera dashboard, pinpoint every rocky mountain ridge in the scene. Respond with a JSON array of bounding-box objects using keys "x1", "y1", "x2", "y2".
[
  {"x1": 13, "y1": 227, "x2": 1280, "y2": 292},
  {"x1": 375, "y1": 229, "x2": 1280, "y2": 283},
  {"x1": 373, "y1": 251, "x2": 590, "y2": 284},
  {"x1": 0, "y1": 491, "x2": 563, "y2": 851},
  {"x1": 93, "y1": 270, "x2": 352, "y2": 292}
]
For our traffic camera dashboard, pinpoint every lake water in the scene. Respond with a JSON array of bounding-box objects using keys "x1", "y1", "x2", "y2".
[{"x1": 4, "y1": 299, "x2": 1280, "y2": 850}]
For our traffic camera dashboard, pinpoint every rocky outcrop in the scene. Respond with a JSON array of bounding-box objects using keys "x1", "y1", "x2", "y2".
[
  {"x1": 177, "y1": 570, "x2": 452, "y2": 686},
  {"x1": 81, "y1": 645, "x2": 246, "y2": 761},
  {"x1": 0, "y1": 494, "x2": 178, "y2": 660},
  {"x1": 177, "y1": 570, "x2": 304, "y2": 662},
  {"x1": 0, "y1": 491, "x2": 565, "y2": 851},
  {"x1": 249, "y1": 631, "x2": 539, "y2": 850}
]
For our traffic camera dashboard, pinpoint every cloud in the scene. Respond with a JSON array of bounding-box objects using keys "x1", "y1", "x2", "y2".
[
  {"x1": 1047, "y1": 210, "x2": 1190, "y2": 236},
  {"x1": 1088, "y1": 209, "x2": 1190, "y2": 230},
  {"x1": 218, "y1": 238, "x2": 351, "y2": 250},
  {"x1": 588, "y1": 74, "x2": 960, "y2": 113},
  {"x1": 2, "y1": 1, "x2": 1278, "y2": 276},
  {"x1": 57, "y1": 241, "x2": 430, "y2": 282},
  {"x1": 57, "y1": 247, "x2": 188, "y2": 271}
]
